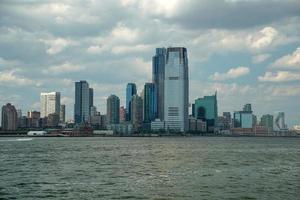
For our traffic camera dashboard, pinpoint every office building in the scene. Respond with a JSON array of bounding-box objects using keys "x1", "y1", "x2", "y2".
[
  {"x1": 89, "y1": 88, "x2": 94, "y2": 115},
  {"x1": 74, "y1": 80, "x2": 90, "y2": 124},
  {"x1": 194, "y1": 92, "x2": 218, "y2": 131},
  {"x1": 144, "y1": 83, "x2": 156, "y2": 123},
  {"x1": 106, "y1": 95, "x2": 120, "y2": 125},
  {"x1": 47, "y1": 113, "x2": 60, "y2": 127},
  {"x1": 40, "y1": 92, "x2": 60, "y2": 119},
  {"x1": 120, "y1": 106, "x2": 126, "y2": 123},
  {"x1": 27, "y1": 111, "x2": 41, "y2": 128},
  {"x1": 60, "y1": 105, "x2": 66, "y2": 123},
  {"x1": 260, "y1": 114, "x2": 273, "y2": 130},
  {"x1": 131, "y1": 94, "x2": 143, "y2": 131},
  {"x1": 1, "y1": 103, "x2": 18, "y2": 131},
  {"x1": 164, "y1": 47, "x2": 189, "y2": 132},
  {"x1": 234, "y1": 111, "x2": 253, "y2": 128},
  {"x1": 152, "y1": 47, "x2": 166, "y2": 120},
  {"x1": 243, "y1": 103, "x2": 252, "y2": 112},
  {"x1": 126, "y1": 83, "x2": 137, "y2": 121}
]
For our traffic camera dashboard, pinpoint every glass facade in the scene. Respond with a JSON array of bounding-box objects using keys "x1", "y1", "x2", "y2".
[
  {"x1": 126, "y1": 83, "x2": 137, "y2": 121},
  {"x1": 106, "y1": 95, "x2": 120, "y2": 124},
  {"x1": 144, "y1": 83, "x2": 156, "y2": 122},
  {"x1": 74, "y1": 80, "x2": 90, "y2": 124}
]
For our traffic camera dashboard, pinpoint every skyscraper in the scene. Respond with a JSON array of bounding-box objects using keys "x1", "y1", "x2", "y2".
[
  {"x1": 164, "y1": 47, "x2": 189, "y2": 132},
  {"x1": 243, "y1": 103, "x2": 252, "y2": 112},
  {"x1": 194, "y1": 93, "x2": 218, "y2": 129},
  {"x1": 126, "y1": 83, "x2": 137, "y2": 121},
  {"x1": 274, "y1": 112, "x2": 287, "y2": 131},
  {"x1": 131, "y1": 94, "x2": 143, "y2": 131},
  {"x1": 120, "y1": 106, "x2": 126, "y2": 123},
  {"x1": 89, "y1": 88, "x2": 94, "y2": 115},
  {"x1": 152, "y1": 48, "x2": 166, "y2": 120},
  {"x1": 260, "y1": 114, "x2": 273, "y2": 130},
  {"x1": 1, "y1": 103, "x2": 18, "y2": 131},
  {"x1": 106, "y1": 94, "x2": 120, "y2": 125},
  {"x1": 40, "y1": 92, "x2": 61, "y2": 119},
  {"x1": 144, "y1": 83, "x2": 156, "y2": 123},
  {"x1": 74, "y1": 80, "x2": 90, "y2": 124},
  {"x1": 60, "y1": 104, "x2": 66, "y2": 123}
]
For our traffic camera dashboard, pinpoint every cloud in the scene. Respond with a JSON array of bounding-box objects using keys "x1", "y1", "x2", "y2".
[
  {"x1": 247, "y1": 27, "x2": 278, "y2": 49},
  {"x1": 0, "y1": 70, "x2": 39, "y2": 86},
  {"x1": 42, "y1": 62, "x2": 85, "y2": 74},
  {"x1": 258, "y1": 71, "x2": 300, "y2": 82},
  {"x1": 210, "y1": 66, "x2": 250, "y2": 81},
  {"x1": 271, "y1": 47, "x2": 300, "y2": 69},
  {"x1": 252, "y1": 54, "x2": 271, "y2": 64},
  {"x1": 39, "y1": 37, "x2": 77, "y2": 55}
]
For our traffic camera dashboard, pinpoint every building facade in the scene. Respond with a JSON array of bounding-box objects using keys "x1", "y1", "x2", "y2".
[
  {"x1": 60, "y1": 105, "x2": 66, "y2": 123},
  {"x1": 1, "y1": 103, "x2": 18, "y2": 131},
  {"x1": 126, "y1": 83, "x2": 137, "y2": 121},
  {"x1": 164, "y1": 47, "x2": 189, "y2": 132},
  {"x1": 74, "y1": 80, "x2": 90, "y2": 124},
  {"x1": 131, "y1": 94, "x2": 143, "y2": 132},
  {"x1": 106, "y1": 95, "x2": 120, "y2": 125},
  {"x1": 40, "y1": 92, "x2": 60, "y2": 119},
  {"x1": 152, "y1": 48, "x2": 166, "y2": 121},
  {"x1": 260, "y1": 114, "x2": 273, "y2": 130},
  {"x1": 143, "y1": 83, "x2": 156, "y2": 123}
]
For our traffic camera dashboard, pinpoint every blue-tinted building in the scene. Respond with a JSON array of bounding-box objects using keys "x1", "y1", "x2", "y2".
[
  {"x1": 74, "y1": 80, "x2": 90, "y2": 124},
  {"x1": 194, "y1": 92, "x2": 218, "y2": 130},
  {"x1": 152, "y1": 48, "x2": 166, "y2": 121},
  {"x1": 144, "y1": 83, "x2": 157, "y2": 123},
  {"x1": 234, "y1": 111, "x2": 253, "y2": 128},
  {"x1": 126, "y1": 83, "x2": 137, "y2": 121}
]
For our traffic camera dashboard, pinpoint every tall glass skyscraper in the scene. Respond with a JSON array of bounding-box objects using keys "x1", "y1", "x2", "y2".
[
  {"x1": 126, "y1": 83, "x2": 137, "y2": 121},
  {"x1": 74, "y1": 80, "x2": 90, "y2": 124},
  {"x1": 144, "y1": 83, "x2": 156, "y2": 123},
  {"x1": 89, "y1": 88, "x2": 94, "y2": 115},
  {"x1": 106, "y1": 94, "x2": 120, "y2": 125},
  {"x1": 152, "y1": 48, "x2": 166, "y2": 121},
  {"x1": 164, "y1": 47, "x2": 189, "y2": 132}
]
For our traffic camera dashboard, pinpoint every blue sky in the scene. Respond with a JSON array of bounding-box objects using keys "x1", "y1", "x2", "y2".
[{"x1": 0, "y1": 0, "x2": 300, "y2": 127}]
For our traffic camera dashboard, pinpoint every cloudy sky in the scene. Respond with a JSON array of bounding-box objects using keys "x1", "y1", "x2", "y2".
[{"x1": 0, "y1": 0, "x2": 300, "y2": 126}]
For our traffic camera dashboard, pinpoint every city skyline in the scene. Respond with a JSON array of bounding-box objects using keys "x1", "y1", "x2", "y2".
[{"x1": 0, "y1": 0, "x2": 300, "y2": 126}]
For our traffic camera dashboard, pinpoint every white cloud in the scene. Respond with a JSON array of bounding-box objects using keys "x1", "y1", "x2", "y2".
[
  {"x1": 0, "y1": 70, "x2": 38, "y2": 86},
  {"x1": 252, "y1": 54, "x2": 271, "y2": 63},
  {"x1": 111, "y1": 23, "x2": 139, "y2": 43},
  {"x1": 86, "y1": 45, "x2": 107, "y2": 54},
  {"x1": 271, "y1": 47, "x2": 300, "y2": 69},
  {"x1": 39, "y1": 37, "x2": 77, "y2": 55},
  {"x1": 258, "y1": 71, "x2": 300, "y2": 82},
  {"x1": 210, "y1": 66, "x2": 250, "y2": 81},
  {"x1": 247, "y1": 27, "x2": 278, "y2": 49},
  {"x1": 111, "y1": 44, "x2": 152, "y2": 54},
  {"x1": 43, "y1": 62, "x2": 85, "y2": 74}
]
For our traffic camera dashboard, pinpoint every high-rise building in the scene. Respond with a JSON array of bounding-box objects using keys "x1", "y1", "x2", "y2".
[
  {"x1": 144, "y1": 83, "x2": 156, "y2": 123},
  {"x1": 164, "y1": 47, "x2": 189, "y2": 132},
  {"x1": 233, "y1": 111, "x2": 253, "y2": 128},
  {"x1": 27, "y1": 111, "x2": 40, "y2": 128},
  {"x1": 126, "y1": 83, "x2": 137, "y2": 121},
  {"x1": 194, "y1": 93, "x2": 218, "y2": 130},
  {"x1": 40, "y1": 92, "x2": 60, "y2": 119},
  {"x1": 120, "y1": 106, "x2": 126, "y2": 123},
  {"x1": 106, "y1": 95, "x2": 120, "y2": 125},
  {"x1": 74, "y1": 80, "x2": 90, "y2": 124},
  {"x1": 243, "y1": 103, "x2": 252, "y2": 112},
  {"x1": 1, "y1": 103, "x2": 18, "y2": 131},
  {"x1": 260, "y1": 114, "x2": 273, "y2": 130},
  {"x1": 131, "y1": 94, "x2": 143, "y2": 131},
  {"x1": 60, "y1": 105, "x2": 66, "y2": 123},
  {"x1": 274, "y1": 112, "x2": 287, "y2": 131},
  {"x1": 152, "y1": 48, "x2": 166, "y2": 121},
  {"x1": 89, "y1": 88, "x2": 94, "y2": 114}
]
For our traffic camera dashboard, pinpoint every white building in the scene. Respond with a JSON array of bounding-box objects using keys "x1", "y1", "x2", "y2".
[
  {"x1": 164, "y1": 47, "x2": 189, "y2": 132},
  {"x1": 40, "y1": 92, "x2": 60, "y2": 118}
]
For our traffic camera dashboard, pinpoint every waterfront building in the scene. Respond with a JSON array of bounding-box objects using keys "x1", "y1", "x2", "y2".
[
  {"x1": 106, "y1": 95, "x2": 120, "y2": 125},
  {"x1": 126, "y1": 83, "x2": 137, "y2": 121},
  {"x1": 27, "y1": 111, "x2": 40, "y2": 128},
  {"x1": 74, "y1": 80, "x2": 90, "y2": 124},
  {"x1": 233, "y1": 111, "x2": 253, "y2": 128},
  {"x1": 119, "y1": 106, "x2": 126, "y2": 123},
  {"x1": 60, "y1": 105, "x2": 66, "y2": 123},
  {"x1": 260, "y1": 114, "x2": 273, "y2": 130},
  {"x1": 1, "y1": 103, "x2": 18, "y2": 131},
  {"x1": 194, "y1": 92, "x2": 218, "y2": 131},
  {"x1": 152, "y1": 47, "x2": 166, "y2": 121},
  {"x1": 40, "y1": 92, "x2": 61, "y2": 119},
  {"x1": 89, "y1": 88, "x2": 94, "y2": 115},
  {"x1": 164, "y1": 47, "x2": 189, "y2": 132},
  {"x1": 144, "y1": 83, "x2": 156, "y2": 123},
  {"x1": 188, "y1": 117, "x2": 207, "y2": 133},
  {"x1": 151, "y1": 119, "x2": 165, "y2": 132},
  {"x1": 131, "y1": 94, "x2": 143, "y2": 132},
  {"x1": 47, "y1": 113, "x2": 60, "y2": 127},
  {"x1": 274, "y1": 112, "x2": 287, "y2": 131}
]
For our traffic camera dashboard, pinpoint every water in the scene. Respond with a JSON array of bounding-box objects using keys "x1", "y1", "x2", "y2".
[{"x1": 0, "y1": 137, "x2": 299, "y2": 199}]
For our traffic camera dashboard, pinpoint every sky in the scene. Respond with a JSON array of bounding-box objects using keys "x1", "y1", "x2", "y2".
[{"x1": 0, "y1": 0, "x2": 300, "y2": 127}]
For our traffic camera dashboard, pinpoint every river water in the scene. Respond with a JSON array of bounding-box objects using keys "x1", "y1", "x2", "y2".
[{"x1": 0, "y1": 137, "x2": 299, "y2": 199}]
